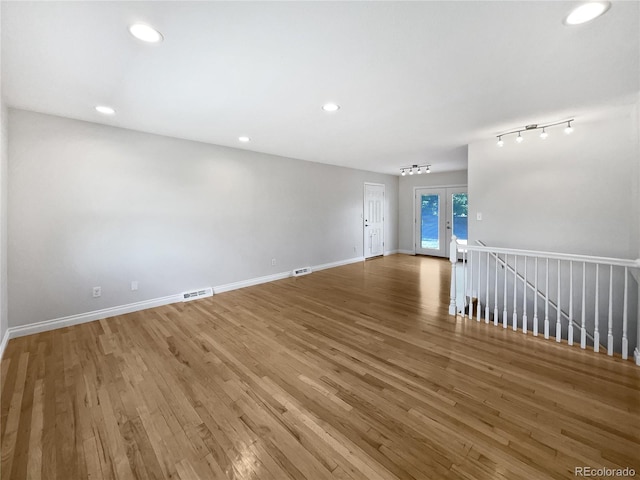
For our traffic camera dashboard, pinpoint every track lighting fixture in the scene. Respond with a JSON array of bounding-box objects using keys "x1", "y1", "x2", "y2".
[
  {"x1": 400, "y1": 164, "x2": 431, "y2": 176},
  {"x1": 496, "y1": 119, "x2": 574, "y2": 147}
]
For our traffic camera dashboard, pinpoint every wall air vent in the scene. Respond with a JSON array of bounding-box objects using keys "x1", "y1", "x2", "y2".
[
  {"x1": 182, "y1": 287, "x2": 214, "y2": 302},
  {"x1": 292, "y1": 267, "x2": 312, "y2": 277}
]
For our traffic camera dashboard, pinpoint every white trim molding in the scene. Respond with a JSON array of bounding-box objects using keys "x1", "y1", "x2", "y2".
[
  {"x1": 5, "y1": 293, "x2": 183, "y2": 341},
  {"x1": 214, "y1": 272, "x2": 291, "y2": 294},
  {"x1": 0, "y1": 255, "x2": 367, "y2": 348},
  {"x1": 0, "y1": 330, "x2": 9, "y2": 361},
  {"x1": 313, "y1": 256, "x2": 364, "y2": 271}
]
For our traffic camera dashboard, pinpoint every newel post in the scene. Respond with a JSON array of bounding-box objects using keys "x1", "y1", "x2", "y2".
[{"x1": 449, "y1": 235, "x2": 458, "y2": 316}]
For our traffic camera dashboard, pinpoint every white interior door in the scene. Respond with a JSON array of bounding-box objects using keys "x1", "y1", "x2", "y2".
[
  {"x1": 364, "y1": 183, "x2": 385, "y2": 258},
  {"x1": 415, "y1": 186, "x2": 468, "y2": 257}
]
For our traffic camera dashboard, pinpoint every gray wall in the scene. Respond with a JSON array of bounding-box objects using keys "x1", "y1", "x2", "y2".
[
  {"x1": 1, "y1": 3, "x2": 7, "y2": 344},
  {"x1": 0, "y1": 106, "x2": 7, "y2": 344},
  {"x1": 8, "y1": 109, "x2": 399, "y2": 328},
  {"x1": 398, "y1": 170, "x2": 468, "y2": 253},
  {"x1": 468, "y1": 106, "x2": 639, "y2": 259}
]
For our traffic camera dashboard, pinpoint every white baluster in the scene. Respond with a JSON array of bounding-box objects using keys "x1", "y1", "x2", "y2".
[
  {"x1": 485, "y1": 252, "x2": 490, "y2": 323},
  {"x1": 556, "y1": 260, "x2": 562, "y2": 343},
  {"x1": 622, "y1": 266, "x2": 628, "y2": 360},
  {"x1": 594, "y1": 264, "x2": 600, "y2": 353},
  {"x1": 544, "y1": 258, "x2": 549, "y2": 339},
  {"x1": 580, "y1": 262, "x2": 586, "y2": 349},
  {"x1": 469, "y1": 250, "x2": 474, "y2": 320},
  {"x1": 477, "y1": 251, "x2": 482, "y2": 322},
  {"x1": 522, "y1": 256, "x2": 528, "y2": 334},
  {"x1": 533, "y1": 257, "x2": 538, "y2": 336},
  {"x1": 503, "y1": 254, "x2": 508, "y2": 328},
  {"x1": 494, "y1": 253, "x2": 499, "y2": 326},
  {"x1": 512, "y1": 256, "x2": 518, "y2": 331},
  {"x1": 607, "y1": 264, "x2": 613, "y2": 355},
  {"x1": 449, "y1": 235, "x2": 457, "y2": 316},
  {"x1": 568, "y1": 261, "x2": 574, "y2": 346},
  {"x1": 460, "y1": 247, "x2": 466, "y2": 315}
]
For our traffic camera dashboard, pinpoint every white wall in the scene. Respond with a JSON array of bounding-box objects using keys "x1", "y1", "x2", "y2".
[
  {"x1": 0, "y1": 4, "x2": 8, "y2": 349},
  {"x1": 8, "y1": 109, "x2": 399, "y2": 328},
  {"x1": 469, "y1": 106, "x2": 639, "y2": 259},
  {"x1": 0, "y1": 106, "x2": 7, "y2": 346},
  {"x1": 398, "y1": 170, "x2": 468, "y2": 253}
]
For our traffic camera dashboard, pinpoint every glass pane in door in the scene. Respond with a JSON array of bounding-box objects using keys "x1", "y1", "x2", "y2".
[
  {"x1": 420, "y1": 194, "x2": 440, "y2": 249},
  {"x1": 452, "y1": 193, "x2": 468, "y2": 244}
]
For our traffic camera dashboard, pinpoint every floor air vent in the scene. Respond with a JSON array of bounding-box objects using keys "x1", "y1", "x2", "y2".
[
  {"x1": 292, "y1": 267, "x2": 312, "y2": 277},
  {"x1": 182, "y1": 287, "x2": 214, "y2": 302}
]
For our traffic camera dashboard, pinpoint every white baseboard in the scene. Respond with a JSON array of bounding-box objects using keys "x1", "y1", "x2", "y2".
[
  {"x1": 313, "y1": 256, "x2": 364, "y2": 271},
  {"x1": 0, "y1": 329, "x2": 9, "y2": 361},
  {"x1": 384, "y1": 250, "x2": 399, "y2": 256},
  {"x1": 1, "y1": 255, "x2": 368, "y2": 344},
  {"x1": 398, "y1": 249, "x2": 415, "y2": 255},
  {"x1": 6, "y1": 293, "x2": 183, "y2": 343},
  {"x1": 214, "y1": 271, "x2": 291, "y2": 294}
]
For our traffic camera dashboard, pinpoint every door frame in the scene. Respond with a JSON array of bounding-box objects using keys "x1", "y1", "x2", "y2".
[
  {"x1": 412, "y1": 184, "x2": 467, "y2": 256},
  {"x1": 363, "y1": 182, "x2": 385, "y2": 259}
]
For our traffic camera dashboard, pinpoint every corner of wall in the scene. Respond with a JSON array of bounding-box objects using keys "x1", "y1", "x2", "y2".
[{"x1": 0, "y1": 4, "x2": 8, "y2": 356}]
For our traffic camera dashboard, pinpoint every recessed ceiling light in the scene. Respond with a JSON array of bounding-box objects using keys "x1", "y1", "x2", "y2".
[
  {"x1": 322, "y1": 103, "x2": 340, "y2": 112},
  {"x1": 238, "y1": 136, "x2": 250, "y2": 143},
  {"x1": 95, "y1": 105, "x2": 115, "y2": 115},
  {"x1": 564, "y1": 2, "x2": 611, "y2": 25},
  {"x1": 129, "y1": 23, "x2": 164, "y2": 43}
]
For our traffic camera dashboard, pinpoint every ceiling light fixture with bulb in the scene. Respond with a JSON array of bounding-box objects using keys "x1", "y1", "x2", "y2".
[
  {"x1": 496, "y1": 119, "x2": 574, "y2": 147},
  {"x1": 400, "y1": 164, "x2": 431, "y2": 176},
  {"x1": 564, "y1": 1, "x2": 611, "y2": 26},
  {"x1": 129, "y1": 23, "x2": 164, "y2": 43}
]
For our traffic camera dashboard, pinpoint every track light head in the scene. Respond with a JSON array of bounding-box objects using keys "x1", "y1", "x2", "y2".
[
  {"x1": 516, "y1": 132, "x2": 524, "y2": 143},
  {"x1": 426, "y1": 165, "x2": 431, "y2": 174},
  {"x1": 540, "y1": 128, "x2": 548, "y2": 139},
  {"x1": 564, "y1": 121, "x2": 574, "y2": 135},
  {"x1": 497, "y1": 136, "x2": 504, "y2": 147}
]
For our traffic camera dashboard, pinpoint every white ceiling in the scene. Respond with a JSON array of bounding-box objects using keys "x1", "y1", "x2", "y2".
[{"x1": 2, "y1": 1, "x2": 638, "y2": 175}]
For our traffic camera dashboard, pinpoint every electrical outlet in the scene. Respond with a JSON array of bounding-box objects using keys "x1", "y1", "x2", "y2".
[
  {"x1": 271, "y1": 258, "x2": 276, "y2": 266},
  {"x1": 131, "y1": 281, "x2": 138, "y2": 291},
  {"x1": 92, "y1": 286, "x2": 101, "y2": 298}
]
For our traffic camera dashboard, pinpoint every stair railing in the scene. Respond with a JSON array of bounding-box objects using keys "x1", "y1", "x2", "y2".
[
  {"x1": 477, "y1": 240, "x2": 592, "y2": 343},
  {"x1": 448, "y1": 236, "x2": 640, "y2": 365}
]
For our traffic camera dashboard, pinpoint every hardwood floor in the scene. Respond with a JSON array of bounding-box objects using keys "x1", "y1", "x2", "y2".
[{"x1": 1, "y1": 254, "x2": 639, "y2": 480}]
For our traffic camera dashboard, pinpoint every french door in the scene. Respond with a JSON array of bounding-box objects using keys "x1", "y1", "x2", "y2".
[{"x1": 414, "y1": 186, "x2": 467, "y2": 257}]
